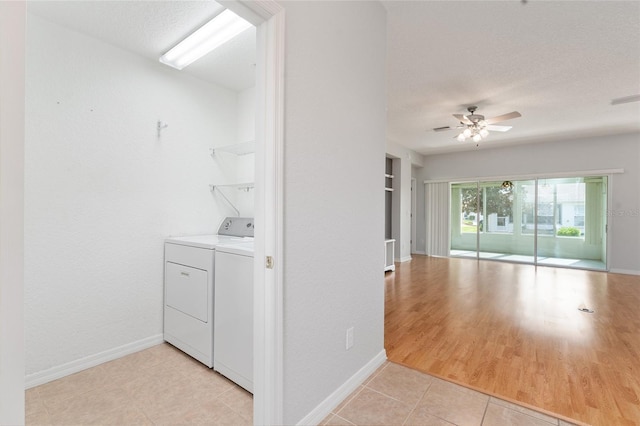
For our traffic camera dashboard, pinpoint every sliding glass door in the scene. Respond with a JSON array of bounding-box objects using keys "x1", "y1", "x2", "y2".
[
  {"x1": 450, "y1": 176, "x2": 607, "y2": 271},
  {"x1": 477, "y1": 180, "x2": 536, "y2": 262},
  {"x1": 450, "y1": 182, "x2": 478, "y2": 258},
  {"x1": 535, "y1": 177, "x2": 607, "y2": 269}
]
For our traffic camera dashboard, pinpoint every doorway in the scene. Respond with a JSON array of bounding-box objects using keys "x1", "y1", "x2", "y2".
[{"x1": 1, "y1": 1, "x2": 284, "y2": 424}]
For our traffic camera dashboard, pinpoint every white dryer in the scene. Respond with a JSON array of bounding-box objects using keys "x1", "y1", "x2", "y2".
[{"x1": 163, "y1": 217, "x2": 253, "y2": 368}]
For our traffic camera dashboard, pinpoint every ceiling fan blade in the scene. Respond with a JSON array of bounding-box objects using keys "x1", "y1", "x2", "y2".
[
  {"x1": 485, "y1": 111, "x2": 521, "y2": 124},
  {"x1": 486, "y1": 125, "x2": 512, "y2": 132},
  {"x1": 453, "y1": 114, "x2": 472, "y2": 125},
  {"x1": 433, "y1": 126, "x2": 453, "y2": 132}
]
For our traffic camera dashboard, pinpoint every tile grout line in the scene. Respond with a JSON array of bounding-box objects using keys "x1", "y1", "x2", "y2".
[
  {"x1": 217, "y1": 390, "x2": 253, "y2": 423},
  {"x1": 400, "y1": 380, "x2": 433, "y2": 426},
  {"x1": 479, "y1": 396, "x2": 490, "y2": 426},
  {"x1": 333, "y1": 362, "x2": 390, "y2": 416},
  {"x1": 362, "y1": 384, "x2": 411, "y2": 405},
  {"x1": 331, "y1": 413, "x2": 357, "y2": 425},
  {"x1": 333, "y1": 386, "x2": 365, "y2": 416},
  {"x1": 490, "y1": 398, "x2": 565, "y2": 425},
  {"x1": 486, "y1": 400, "x2": 564, "y2": 426},
  {"x1": 138, "y1": 405, "x2": 155, "y2": 426}
]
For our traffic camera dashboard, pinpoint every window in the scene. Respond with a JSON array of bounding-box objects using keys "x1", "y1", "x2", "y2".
[
  {"x1": 574, "y1": 205, "x2": 585, "y2": 228},
  {"x1": 450, "y1": 176, "x2": 607, "y2": 270}
]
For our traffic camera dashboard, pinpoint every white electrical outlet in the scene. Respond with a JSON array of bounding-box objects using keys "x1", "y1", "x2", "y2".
[{"x1": 346, "y1": 327, "x2": 354, "y2": 350}]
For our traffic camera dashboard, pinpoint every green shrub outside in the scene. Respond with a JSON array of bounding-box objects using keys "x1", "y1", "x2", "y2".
[{"x1": 557, "y1": 226, "x2": 581, "y2": 237}]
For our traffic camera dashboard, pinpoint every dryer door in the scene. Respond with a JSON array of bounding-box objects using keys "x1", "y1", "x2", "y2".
[{"x1": 165, "y1": 262, "x2": 208, "y2": 322}]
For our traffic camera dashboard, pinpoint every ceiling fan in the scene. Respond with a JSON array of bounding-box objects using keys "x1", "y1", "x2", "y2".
[{"x1": 434, "y1": 106, "x2": 521, "y2": 144}]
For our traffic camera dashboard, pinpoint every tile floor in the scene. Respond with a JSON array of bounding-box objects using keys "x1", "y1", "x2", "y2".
[
  {"x1": 26, "y1": 343, "x2": 253, "y2": 425},
  {"x1": 26, "y1": 344, "x2": 577, "y2": 426},
  {"x1": 322, "y1": 362, "x2": 578, "y2": 426}
]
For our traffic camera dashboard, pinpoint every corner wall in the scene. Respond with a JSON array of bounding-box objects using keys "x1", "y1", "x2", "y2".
[
  {"x1": 282, "y1": 1, "x2": 387, "y2": 423},
  {"x1": 0, "y1": 2, "x2": 26, "y2": 423},
  {"x1": 415, "y1": 133, "x2": 640, "y2": 273}
]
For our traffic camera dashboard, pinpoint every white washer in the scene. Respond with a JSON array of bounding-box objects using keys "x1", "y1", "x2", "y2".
[
  {"x1": 214, "y1": 240, "x2": 254, "y2": 392},
  {"x1": 163, "y1": 218, "x2": 253, "y2": 368}
]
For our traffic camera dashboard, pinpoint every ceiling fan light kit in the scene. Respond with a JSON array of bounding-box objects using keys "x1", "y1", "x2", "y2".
[{"x1": 437, "y1": 106, "x2": 521, "y2": 146}]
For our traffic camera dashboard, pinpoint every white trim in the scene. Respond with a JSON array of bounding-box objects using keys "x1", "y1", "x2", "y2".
[
  {"x1": 413, "y1": 250, "x2": 427, "y2": 255},
  {"x1": 25, "y1": 335, "x2": 164, "y2": 389},
  {"x1": 610, "y1": 269, "x2": 640, "y2": 276},
  {"x1": 411, "y1": 178, "x2": 417, "y2": 254},
  {"x1": 219, "y1": 1, "x2": 269, "y2": 25},
  {"x1": 239, "y1": 1, "x2": 285, "y2": 425},
  {"x1": 425, "y1": 168, "x2": 624, "y2": 185},
  {"x1": 396, "y1": 255, "x2": 412, "y2": 263},
  {"x1": 605, "y1": 174, "x2": 613, "y2": 272},
  {"x1": 428, "y1": 254, "x2": 450, "y2": 259},
  {"x1": 295, "y1": 350, "x2": 387, "y2": 426}
]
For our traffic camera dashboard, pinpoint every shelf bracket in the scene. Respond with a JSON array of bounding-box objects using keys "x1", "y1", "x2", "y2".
[{"x1": 209, "y1": 185, "x2": 240, "y2": 216}]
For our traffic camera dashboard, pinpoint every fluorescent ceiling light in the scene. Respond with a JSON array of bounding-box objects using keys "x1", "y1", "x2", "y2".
[
  {"x1": 160, "y1": 9, "x2": 252, "y2": 70},
  {"x1": 611, "y1": 94, "x2": 640, "y2": 106}
]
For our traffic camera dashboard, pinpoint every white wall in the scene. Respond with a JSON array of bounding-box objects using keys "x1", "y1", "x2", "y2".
[
  {"x1": 412, "y1": 165, "x2": 426, "y2": 254},
  {"x1": 416, "y1": 133, "x2": 640, "y2": 273},
  {"x1": 0, "y1": 2, "x2": 26, "y2": 423},
  {"x1": 235, "y1": 86, "x2": 255, "y2": 216},
  {"x1": 282, "y1": 1, "x2": 387, "y2": 423},
  {"x1": 386, "y1": 141, "x2": 424, "y2": 260},
  {"x1": 24, "y1": 15, "x2": 243, "y2": 377}
]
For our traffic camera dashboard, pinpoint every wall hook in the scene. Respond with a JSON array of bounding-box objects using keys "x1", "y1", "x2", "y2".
[{"x1": 157, "y1": 120, "x2": 168, "y2": 138}]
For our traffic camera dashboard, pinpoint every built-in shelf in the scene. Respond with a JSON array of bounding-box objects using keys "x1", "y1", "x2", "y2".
[
  {"x1": 385, "y1": 172, "x2": 394, "y2": 192},
  {"x1": 385, "y1": 160, "x2": 395, "y2": 272},
  {"x1": 210, "y1": 141, "x2": 255, "y2": 157}
]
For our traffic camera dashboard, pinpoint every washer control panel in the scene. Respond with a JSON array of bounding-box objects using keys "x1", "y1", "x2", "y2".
[{"x1": 217, "y1": 217, "x2": 254, "y2": 237}]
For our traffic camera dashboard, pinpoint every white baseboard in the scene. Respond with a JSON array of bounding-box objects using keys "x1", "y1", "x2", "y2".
[
  {"x1": 395, "y1": 256, "x2": 412, "y2": 263},
  {"x1": 412, "y1": 251, "x2": 426, "y2": 255},
  {"x1": 610, "y1": 268, "x2": 640, "y2": 276},
  {"x1": 296, "y1": 349, "x2": 387, "y2": 426},
  {"x1": 25, "y1": 334, "x2": 164, "y2": 389}
]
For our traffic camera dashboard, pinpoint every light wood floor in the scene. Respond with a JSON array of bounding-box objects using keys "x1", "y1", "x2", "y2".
[{"x1": 385, "y1": 256, "x2": 640, "y2": 426}]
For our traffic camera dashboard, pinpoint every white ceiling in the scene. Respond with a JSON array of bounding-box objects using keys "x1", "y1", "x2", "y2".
[
  {"x1": 27, "y1": 1, "x2": 640, "y2": 156},
  {"x1": 384, "y1": 1, "x2": 640, "y2": 155},
  {"x1": 27, "y1": 1, "x2": 257, "y2": 92}
]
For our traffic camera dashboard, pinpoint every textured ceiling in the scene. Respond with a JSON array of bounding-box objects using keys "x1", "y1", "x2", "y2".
[
  {"x1": 26, "y1": 1, "x2": 640, "y2": 155},
  {"x1": 384, "y1": 1, "x2": 640, "y2": 155},
  {"x1": 27, "y1": 1, "x2": 257, "y2": 92}
]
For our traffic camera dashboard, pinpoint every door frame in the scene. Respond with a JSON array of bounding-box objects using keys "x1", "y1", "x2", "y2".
[
  {"x1": 221, "y1": 1, "x2": 286, "y2": 424},
  {"x1": 411, "y1": 177, "x2": 416, "y2": 254}
]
